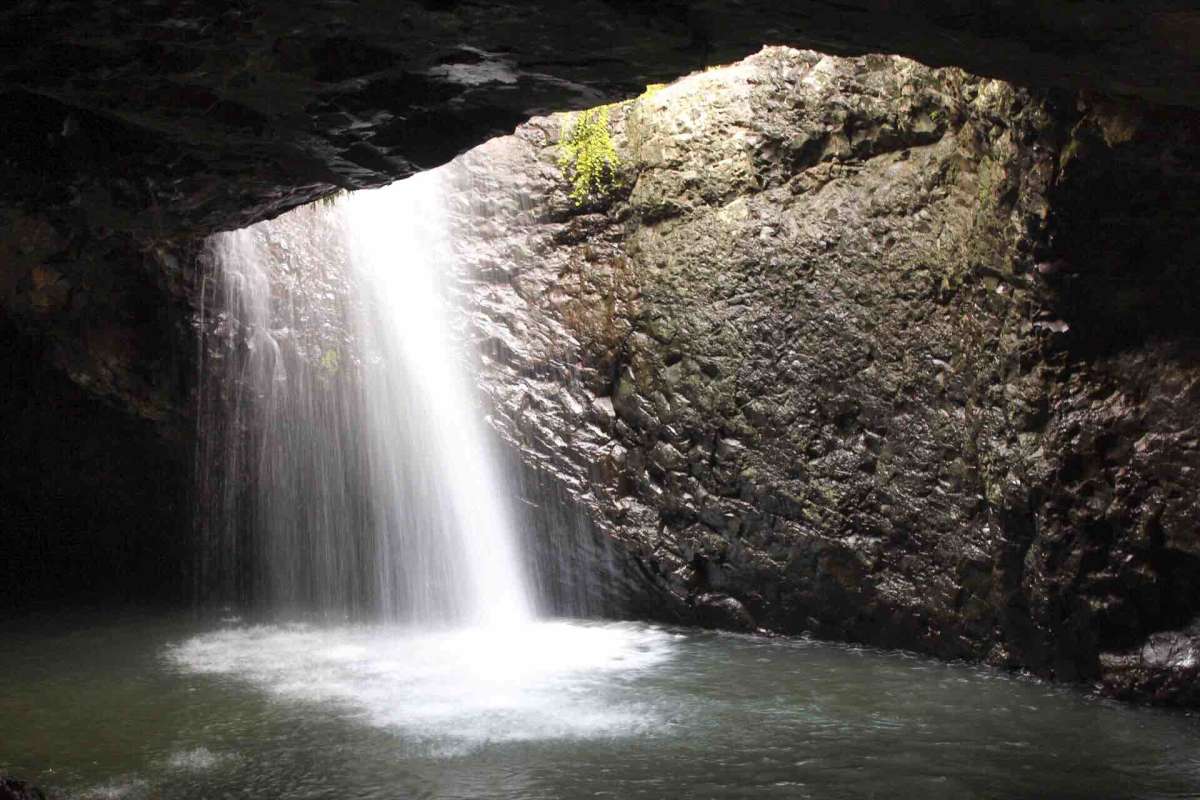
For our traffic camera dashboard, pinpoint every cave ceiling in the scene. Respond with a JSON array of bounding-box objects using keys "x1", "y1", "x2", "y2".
[{"x1": 2, "y1": 1, "x2": 1198, "y2": 238}]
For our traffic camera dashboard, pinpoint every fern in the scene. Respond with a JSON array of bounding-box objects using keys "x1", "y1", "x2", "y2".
[{"x1": 557, "y1": 106, "x2": 620, "y2": 206}]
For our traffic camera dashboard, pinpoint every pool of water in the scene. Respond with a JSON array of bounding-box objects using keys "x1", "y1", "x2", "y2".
[{"x1": 3, "y1": 613, "x2": 1199, "y2": 799}]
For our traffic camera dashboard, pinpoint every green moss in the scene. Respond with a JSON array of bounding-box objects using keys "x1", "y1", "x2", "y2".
[
  {"x1": 557, "y1": 105, "x2": 620, "y2": 206},
  {"x1": 318, "y1": 348, "x2": 340, "y2": 377},
  {"x1": 555, "y1": 83, "x2": 676, "y2": 205},
  {"x1": 976, "y1": 156, "x2": 996, "y2": 207},
  {"x1": 315, "y1": 189, "x2": 348, "y2": 208},
  {"x1": 1060, "y1": 137, "x2": 1085, "y2": 168},
  {"x1": 640, "y1": 83, "x2": 667, "y2": 101}
]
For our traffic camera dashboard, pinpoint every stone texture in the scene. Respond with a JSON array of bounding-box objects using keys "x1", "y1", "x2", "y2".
[
  {"x1": 446, "y1": 47, "x2": 1200, "y2": 703},
  {"x1": 0, "y1": 776, "x2": 46, "y2": 800},
  {"x1": 3, "y1": 1, "x2": 1199, "y2": 499},
  {"x1": 3, "y1": 1, "x2": 1200, "y2": 271},
  {"x1": 4, "y1": 1, "x2": 1200, "y2": 426},
  {"x1": 1100, "y1": 623, "x2": 1200, "y2": 707},
  {"x1": 4, "y1": 3, "x2": 1199, "y2": 232}
]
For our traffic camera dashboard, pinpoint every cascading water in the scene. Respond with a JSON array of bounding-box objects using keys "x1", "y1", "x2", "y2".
[
  {"x1": 185, "y1": 160, "x2": 681, "y2": 751},
  {"x1": 198, "y1": 169, "x2": 531, "y2": 626},
  {"x1": 342, "y1": 171, "x2": 533, "y2": 626},
  {"x1": 197, "y1": 205, "x2": 371, "y2": 614}
]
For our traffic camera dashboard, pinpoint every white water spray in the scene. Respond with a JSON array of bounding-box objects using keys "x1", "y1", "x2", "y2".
[
  {"x1": 185, "y1": 167, "x2": 681, "y2": 749},
  {"x1": 200, "y1": 168, "x2": 532, "y2": 626},
  {"x1": 343, "y1": 171, "x2": 533, "y2": 626}
]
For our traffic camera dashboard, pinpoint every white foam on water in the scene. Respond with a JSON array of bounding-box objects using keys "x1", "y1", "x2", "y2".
[
  {"x1": 81, "y1": 779, "x2": 150, "y2": 800},
  {"x1": 166, "y1": 747, "x2": 225, "y2": 772},
  {"x1": 166, "y1": 620, "x2": 678, "y2": 748}
]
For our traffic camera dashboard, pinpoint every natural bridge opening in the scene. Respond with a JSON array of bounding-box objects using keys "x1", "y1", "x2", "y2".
[{"x1": 4, "y1": 43, "x2": 1200, "y2": 800}]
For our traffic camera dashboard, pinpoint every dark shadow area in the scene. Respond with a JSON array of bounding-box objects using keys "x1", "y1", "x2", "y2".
[
  {"x1": 504, "y1": 449, "x2": 692, "y2": 625},
  {"x1": 0, "y1": 320, "x2": 192, "y2": 612},
  {"x1": 1044, "y1": 99, "x2": 1200, "y2": 358}
]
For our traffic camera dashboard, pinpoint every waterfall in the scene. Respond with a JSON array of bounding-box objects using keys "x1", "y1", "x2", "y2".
[
  {"x1": 197, "y1": 169, "x2": 533, "y2": 626},
  {"x1": 344, "y1": 171, "x2": 533, "y2": 625}
]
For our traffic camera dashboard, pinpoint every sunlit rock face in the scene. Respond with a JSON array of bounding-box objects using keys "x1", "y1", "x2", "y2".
[
  {"x1": 446, "y1": 47, "x2": 1200, "y2": 705},
  {"x1": 2, "y1": 1, "x2": 1199, "y2": 424}
]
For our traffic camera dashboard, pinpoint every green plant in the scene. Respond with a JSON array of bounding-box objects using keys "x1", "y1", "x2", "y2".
[
  {"x1": 640, "y1": 83, "x2": 667, "y2": 101},
  {"x1": 557, "y1": 105, "x2": 620, "y2": 206},
  {"x1": 315, "y1": 189, "x2": 348, "y2": 208},
  {"x1": 318, "y1": 348, "x2": 340, "y2": 377}
]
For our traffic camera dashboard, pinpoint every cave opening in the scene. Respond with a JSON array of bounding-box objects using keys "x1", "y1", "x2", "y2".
[{"x1": 4, "y1": 7, "x2": 1200, "y2": 795}]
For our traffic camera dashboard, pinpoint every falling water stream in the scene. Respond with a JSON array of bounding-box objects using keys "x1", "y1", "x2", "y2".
[
  {"x1": 341, "y1": 173, "x2": 532, "y2": 626},
  {"x1": 5, "y1": 167, "x2": 1200, "y2": 799},
  {"x1": 197, "y1": 170, "x2": 532, "y2": 625}
]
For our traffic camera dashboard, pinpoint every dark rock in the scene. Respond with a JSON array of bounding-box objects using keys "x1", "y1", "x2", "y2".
[
  {"x1": 451, "y1": 48, "x2": 1200, "y2": 705},
  {"x1": 0, "y1": 776, "x2": 47, "y2": 800},
  {"x1": 1100, "y1": 624, "x2": 1200, "y2": 706},
  {"x1": 0, "y1": 318, "x2": 191, "y2": 611},
  {"x1": 695, "y1": 592, "x2": 757, "y2": 632},
  {"x1": 3, "y1": 2, "x2": 1200, "y2": 250}
]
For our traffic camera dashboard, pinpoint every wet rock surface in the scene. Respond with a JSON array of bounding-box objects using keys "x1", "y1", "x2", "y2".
[
  {"x1": 449, "y1": 48, "x2": 1200, "y2": 703},
  {"x1": 1101, "y1": 623, "x2": 1200, "y2": 707},
  {"x1": 3, "y1": 1, "x2": 1198, "y2": 239},
  {"x1": 0, "y1": 776, "x2": 46, "y2": 800}
]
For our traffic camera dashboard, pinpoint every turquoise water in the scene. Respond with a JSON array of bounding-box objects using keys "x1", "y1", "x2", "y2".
[{"x1": 3, "y1": 613, "x2": 1199, "y2": 800}]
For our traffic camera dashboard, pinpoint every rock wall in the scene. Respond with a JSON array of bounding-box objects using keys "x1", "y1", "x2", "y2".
[
  {"x1": 0, "y1": 319, "x2": 191, "y2": 610},
  {"x1": 448, "y1": 48, "x2": 1200, "y2": 704},
  {"x1": 4, "y1": 13, "x2": 1198, "y2": 705},
  {"x1": 0, "y1": 215, "x2": 197, "y2": 611}
]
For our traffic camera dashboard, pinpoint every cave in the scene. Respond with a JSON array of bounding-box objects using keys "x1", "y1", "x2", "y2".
[{"x1": 3, "y1": 3, "x2": 1200, "y2": 798}]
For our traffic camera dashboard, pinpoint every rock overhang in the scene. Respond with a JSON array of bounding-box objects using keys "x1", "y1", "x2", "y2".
[{"x1": 3, "y1": 1, "x2": 1200, "y2": 240}]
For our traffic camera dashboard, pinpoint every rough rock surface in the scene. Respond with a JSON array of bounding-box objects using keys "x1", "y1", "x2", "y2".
[
  {"x1": 447, "y1": 48, "x2": 1200, "y2": 704},
  {"x1": 0, "y1": 775, "x2": 47, "y2": 800},
  {"x1": 4, "y1": 1, "x2": 1199, "y2": 235},
  {"x1": 4, "y1": 2, "x2": 1200, "y2": 424}
]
